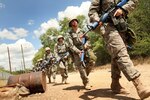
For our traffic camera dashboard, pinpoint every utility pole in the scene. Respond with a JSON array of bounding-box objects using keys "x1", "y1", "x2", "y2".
[
  {"x1": 21, "y1": 45, "x2": 26, "y2": 72},
  {"x1": 21, "y1": 60, "x2": 24, "y2": 73},
  {"x1": 7, "y1": 46, "x2": 12, "y2": 73}
]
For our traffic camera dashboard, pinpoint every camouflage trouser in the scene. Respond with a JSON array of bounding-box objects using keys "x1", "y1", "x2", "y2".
[
  {"x1": 45, "y1": 65, "x2": 57, "y2": 83},
  {"x1": 86, "y1": 49, "x2": 97, "y2": 72},
  {"x1": 73, "y1": 53, "x2": 91, "y2": 85},
  {"x1": 101, "y1": 24, "x2": 140, "y2": 81},
  {"x1": 59, "y1": 60, "x2": 68, "y2": 79}
]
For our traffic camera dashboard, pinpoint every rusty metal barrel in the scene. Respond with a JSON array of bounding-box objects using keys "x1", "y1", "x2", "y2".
[{"x1": 7, "y1": 71, "x2": 46, "y2": 93}]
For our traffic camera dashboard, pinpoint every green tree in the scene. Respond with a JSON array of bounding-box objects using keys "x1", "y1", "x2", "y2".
[
  {"x1": 33, "y1": 0, "x2": 150, "y2": 67},
  {"x1": 32, "y1": 15, "x2": 109, "y2": 66},
  {"x1": 128, "y1": 0, "x2": 150, "y2": 57},
  {"x1": 40, "y1": 28, "x2": 60, "y2": 49},
  {"x1": 32, "y1": 47, "x2": 45, "y2": 66},
  {"x1": 59, "y1": 17, "x2": 70, "y2": 33}
]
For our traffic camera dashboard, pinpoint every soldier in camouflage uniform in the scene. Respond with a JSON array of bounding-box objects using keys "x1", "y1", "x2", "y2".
[
  {"x1": 54, "y1": 35, "x2": 69, "y2": 84},
  {"x1": 34, "y1": 58, "x2": 43, "y2": 72},
  {"x1": 88, "y1": 0, "x2": 150, "y2": 99},
  {"x1": 43, "y1": 47, "x2": 57, "y2": 83},
  {"x1": 67, "y1": 19, "x2": 96, "y2": 90},
  {"x1": 32, "y1": 66, "x2": 37, "y2": 72}
]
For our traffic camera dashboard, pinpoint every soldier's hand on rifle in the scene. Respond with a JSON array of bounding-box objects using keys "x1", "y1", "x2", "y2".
[
  {"x1": 64, "y1": 56, "x2": 68, "y2": 60},
  {"x1": 114, "y1": 8, "x2": 123, "y2": 17},
  {"x1": 84, "y1": 44, "x2": 90, "y2": 50},
  {"x1": 56, "y1": 57, "x2": 61, "y2": 62},
  {"x1": 52, "y1": 58, "x2": 55, "y2": 61},
  {"x1": 99, "y1": 22, "x2": 103, "y2": 27},
  {"x1": 80, "y1": 34, "x2": 84, "y2": 38},
  {"x1": 79, "y1": 51, "x2": 84, "y2": 57}
]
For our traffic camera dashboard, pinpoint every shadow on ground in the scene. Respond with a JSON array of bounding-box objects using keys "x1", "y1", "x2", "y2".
[
  {"x1": 79, "y1": 88, "x2": 139, "y2": 100},
  {"x1": 52, "y1": 82, "x2": 70, "y2": 86},
  {"x1": 63, "y1": 85, "x2": 85, "y2": 92}
]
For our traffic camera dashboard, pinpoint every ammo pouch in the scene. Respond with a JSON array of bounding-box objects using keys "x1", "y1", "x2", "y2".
[
  {"x1": 111, "y1": 16, "x2": 136, "y2": 46},
  {"x1": 111, "y1": 16, "x2": 128, "y2": 33},
  {"x1": 125, "y1": 28, "x2": 137, "y2": 46}
]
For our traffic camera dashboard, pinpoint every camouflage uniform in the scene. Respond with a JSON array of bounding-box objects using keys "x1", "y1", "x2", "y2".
[
  {"x1": 32, "y1": 67, "x2": 37, "y2": 72},
  {"x1": 67, "y1": 27, "x2": 95, "y2": 87},
  {"x1": 34, "y1": 59, "x2": 43, "y2": 72},
  {"x1": 54, "y1": 40, "x2": 69, "y2": 84},
  {"x1": 88, "y1": 0, "x2": 150, "y2": 99},
  {"x1": 43, "y1": 52, "x2": 57, "y2": 83},
  {"x1": 88, "y1": 0, "x2": 140, "y2": 81}
]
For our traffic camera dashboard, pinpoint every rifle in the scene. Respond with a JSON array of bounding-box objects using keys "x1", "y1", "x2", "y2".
[
  {"x1": 80, "y1": 28, "x2": 92, "y2": 68},
  {"x1": 88, "y1": 0, "x2": 128, "y2": 30},
  {"x1": 80, "y1": 0, "x2": 128, "y2": 67},
  {"x1": 40, "y1": 56, "x2": 56, "y2": 70},
  {"x1": 56, "y1": 52, "x2": 69, "y2": 63}
]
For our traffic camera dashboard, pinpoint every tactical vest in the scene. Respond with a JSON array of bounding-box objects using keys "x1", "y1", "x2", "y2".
[
  {"x1": 69, "y1": 28, "x2": 84, "y2": 50},
  {"x1": 44, "y1": 53, "x2": 54, "y2": 61},
  {"x1": 99, "y1": 0, "x2": 136, "y2": 46},
  {"x1": 56, "y1": 42, "x2": 68, "y2": 55}
]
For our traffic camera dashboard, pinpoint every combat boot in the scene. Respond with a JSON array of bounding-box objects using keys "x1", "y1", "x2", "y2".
[
  {"x1": 53, "y1": 78, "x2": 56, "y2": 83},
  {"x1": 111, "y1": 78, "x2": 129, "y2": 94},
  {"x1": 84, "y1": 82, "x2": 91, "y2": 90},
  {"x1": 62, "y1": 77, "x2": 65, "y2": 84},
  {"x1": 48, "y1": 77, "x2": 51, "y2": 83},
  {"x1": 132, "y1": 77, "x2": 150, "y2": 99},
  {"x1": 64, "y1": 78, "x2": 68, "y2": 84}
]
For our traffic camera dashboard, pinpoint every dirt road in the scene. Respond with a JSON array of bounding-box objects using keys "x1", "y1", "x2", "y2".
[{"x1": 22, "y1": 64, "x2": 150, "y2": 100}]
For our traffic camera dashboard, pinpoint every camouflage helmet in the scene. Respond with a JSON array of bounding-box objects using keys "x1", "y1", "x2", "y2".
[
  {"x1": 39, "y1": 58, "x2": 43, "y2": 61},
  {"x1": 57, "y1": 35, "x2": 64, "y2": 41},
  {"x1": 37, "y1": 58, "x2": 43, "y2": 62},
  {"x1": 45, "y1": 47, "x2": 50, "y2": 51},
  {"x1": 69, "y1": 18, "x2": 79, "y2": 27}
]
